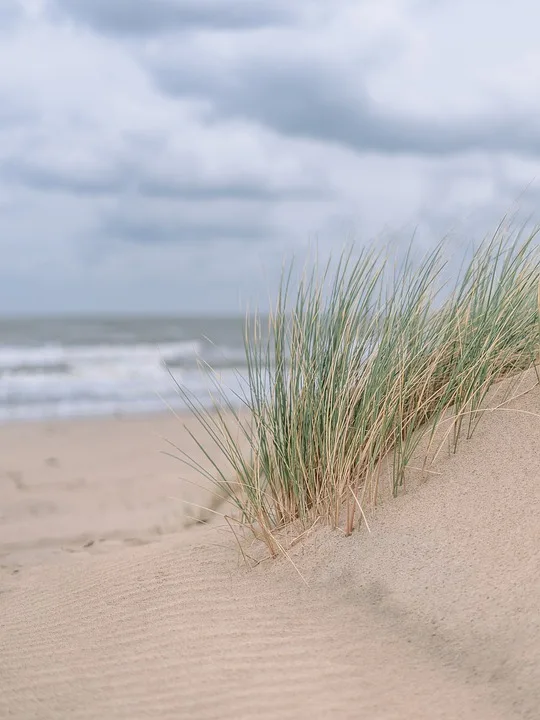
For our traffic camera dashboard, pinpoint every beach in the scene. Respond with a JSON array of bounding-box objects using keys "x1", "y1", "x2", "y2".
[
  {"x1": 5, "y1": 1, "x2": 540, "y2": 716},
  {"x1": 1, "y1": 373, "x2": 539, "y2": 719},
  {"x1": 0, "y1": 410, "x2": 240, "y2": 572}
]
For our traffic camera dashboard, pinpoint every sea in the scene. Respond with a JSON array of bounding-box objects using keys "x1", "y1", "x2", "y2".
[{"x1": 0, "y1": 316, "x2": 252, "y2": 422}]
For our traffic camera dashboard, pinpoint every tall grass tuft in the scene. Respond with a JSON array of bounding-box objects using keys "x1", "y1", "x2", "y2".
[{"x1": 177, "y1": 223, "x2": 540, "y2": 557}]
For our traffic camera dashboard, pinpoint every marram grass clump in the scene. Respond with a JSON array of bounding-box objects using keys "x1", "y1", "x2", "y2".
[{"x1": 177, "y1": 224, "x2": 540, "y2": 557}]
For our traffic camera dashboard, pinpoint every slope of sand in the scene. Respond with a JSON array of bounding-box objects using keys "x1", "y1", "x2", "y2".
[{"x1": 1, "y1": 376, "x2": 539, "y2": 719}]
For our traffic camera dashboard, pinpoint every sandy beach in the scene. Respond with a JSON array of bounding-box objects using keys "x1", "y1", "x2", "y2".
[
  {"x1": 0, "y1": 410, "x2": 241, "y2": 572},
  {"x1": 5, "y1": 1, "x2": 540, "y2": 717},
  {"x1": 1, "y1": 377, "x2": 539, "y2": 719}
]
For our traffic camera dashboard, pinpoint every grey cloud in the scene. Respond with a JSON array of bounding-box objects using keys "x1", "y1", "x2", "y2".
[
  {"x1": 154, "y1": 61, "x2": 540, "y2": 157},
  {"x1": 421, "y1": 182, "x2": 540, "y2": 242},
  {"x1": 0, "y1": 99, "x2": 35, "y2": 129},
  {"x1": 102, "y1": 214, "x2": 271, "y2": 244},
  {"x1": 48, "y1": 0, "x2": 292, "y2": 35},
  {"x1": 138, "y1": 178, "x2": 328, "y2": 202},
  {"x1": 1, "y1": 157, "x2": 326, "y2": 202},
  {"x1": 1, "y1": 160, "x2": 122, "y2": 196},
  {"x1": 0, "y1": 1, "x2": 21, "y2": 32}
]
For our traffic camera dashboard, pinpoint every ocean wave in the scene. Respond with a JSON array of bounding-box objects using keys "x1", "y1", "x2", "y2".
[
  {"x1": 0, "y1": 339, "x2": 249, "y2": 421},
  {"x1": 0, "y1": 341, "x2": 201, "y2": 371},
  {"x1": 0, "y1": 362, "x2": 72, "y2": 377},
  {"x1": 166, "y1": 345, "x2": 247, "y2": 370},
  {"x1": 0, "y1": 365, "x2": 249, "y2": 422}
]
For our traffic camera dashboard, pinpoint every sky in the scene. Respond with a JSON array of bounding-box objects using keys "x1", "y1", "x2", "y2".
[{"x1": 1, "y1": 0, "x2": 540, "y2": 314}]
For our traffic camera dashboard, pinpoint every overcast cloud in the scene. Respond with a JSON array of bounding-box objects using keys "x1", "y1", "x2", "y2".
[{"x1": 1, "y1": 0, "x2": 540, "y2": 313}]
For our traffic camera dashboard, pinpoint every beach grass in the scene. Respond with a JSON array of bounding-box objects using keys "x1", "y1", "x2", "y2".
[{"x1": 176, "y1": 221, "x2": 540, "y2": 557}]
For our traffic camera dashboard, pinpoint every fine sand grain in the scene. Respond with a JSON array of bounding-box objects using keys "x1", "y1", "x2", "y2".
[{"x1": 0, "y1": 378, "x2": 539, "y2": 719}]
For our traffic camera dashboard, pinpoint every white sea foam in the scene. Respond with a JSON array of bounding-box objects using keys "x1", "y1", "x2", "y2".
[
  {"x1": 0, "y1": 341, "x2": 200, "y2": 371},
  {"x1": 0, "y1": 339, "x2": 248, "y2": 422}
]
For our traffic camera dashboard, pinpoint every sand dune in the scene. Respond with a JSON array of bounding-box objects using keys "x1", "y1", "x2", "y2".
[{"x1": 1, "y1": 377, "x2": 539, "y2": 718}]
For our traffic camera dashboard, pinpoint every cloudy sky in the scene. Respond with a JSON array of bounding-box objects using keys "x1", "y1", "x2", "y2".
[{"x1": 1, "y1": 0, "x2": 540, "y2": 314}]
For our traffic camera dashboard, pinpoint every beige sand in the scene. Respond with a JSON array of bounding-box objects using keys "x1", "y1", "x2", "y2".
[
  {"x1": 1, "y1": 377, "x2": 539, "y2": 719},
  {"x1": 0, "y1": 411, "x2": 237, "y2": 571}
]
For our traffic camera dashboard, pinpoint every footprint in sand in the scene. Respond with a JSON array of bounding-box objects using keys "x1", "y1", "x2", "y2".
[{"x1": 6, "y1": 471, "x2": 26, "y2": 491}]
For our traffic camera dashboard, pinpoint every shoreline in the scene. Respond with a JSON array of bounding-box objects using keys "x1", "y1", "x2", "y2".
[{"x1": 0, "y1": 405, "x2": 188, "y2": 428}]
